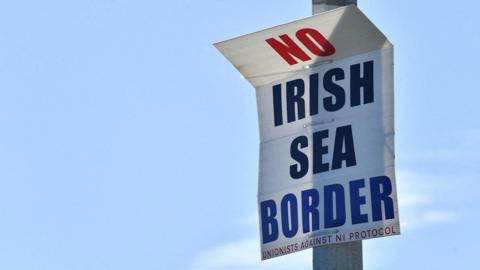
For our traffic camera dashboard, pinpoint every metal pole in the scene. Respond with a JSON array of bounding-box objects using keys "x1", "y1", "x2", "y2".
[
  {"x1": 313, "y1": 0, "x2": 357, "y2": 14},
  {"x1": 311, "y1": 2, "x2": 362, "y2": 270}
]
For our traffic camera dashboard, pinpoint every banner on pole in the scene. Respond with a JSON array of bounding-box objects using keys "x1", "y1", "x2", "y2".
[{"x1": 215, "y1": 5, "x2": 399, "y2": 260}]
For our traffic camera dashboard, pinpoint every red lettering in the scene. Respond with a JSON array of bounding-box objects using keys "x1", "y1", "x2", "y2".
[
  {"x1": 266, "y1": 34, "x2": 312, "y2": 65},
  {"x1": 266, "y1": 28, "x2": 336, "y2": 66},
  {"x1": 296, "y1": 28, "x2": 335, "y2": 57}
]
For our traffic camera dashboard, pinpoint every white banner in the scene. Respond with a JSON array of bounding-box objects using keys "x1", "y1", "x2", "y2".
[{"x1": 215, "y1": 5, "x2": 399, "y2": 260}]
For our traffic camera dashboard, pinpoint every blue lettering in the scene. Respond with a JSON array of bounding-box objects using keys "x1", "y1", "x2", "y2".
[
  {"x1": 370, "y1": 176, "x2": 395, "y2": 221},
  {"x1": 332, "y1": 125, "x2": 357, "y2": 170},
  {"x1": 301, "y1": 189, "x2": 320, "y2": 233},
  {"x1": 309, "y1": 73, "x2": 319, "y2": 116},
  {"x1": 350, "y1": 61, "x2": 374, "y2": 106},
  {"x1": 313, "y1": 129, "x2": 329, "y2": 174},
  {"x1": 260, "y1": 200, "x2": 279, "y2": 243},
  {"x1": 286, "y1": 79, "x2": 306, "y2": 123},
  {"x1": 350, "y1": 179, "x2": 368, "y2": 224},
  {"x1": 324, "y1": 184, "x2": 346, "y2": 228},
  {"x1": 281, "y1": 194, "x2": 299, "y2": 238},
  {"x1": 272, "y1": 84, "x2": 283, "y2": 126},
  {"x1": 323, "y1": 67, "x2": 345, "y2": 111},
  {"x1": 290, "y1": 136, "x2": 309, "y2": 179}
]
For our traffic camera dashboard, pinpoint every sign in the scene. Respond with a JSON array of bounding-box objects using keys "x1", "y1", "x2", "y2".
[{"x1": 214, "y1": 5, "x2": 400, "y2": 260}]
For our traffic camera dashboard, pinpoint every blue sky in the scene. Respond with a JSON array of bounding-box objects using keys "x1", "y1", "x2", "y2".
[{"x1": 0, "y1": 0, "x2": 479, "y2": 269}]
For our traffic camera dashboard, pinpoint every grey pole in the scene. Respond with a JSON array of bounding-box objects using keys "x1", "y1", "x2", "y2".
[
  {"x1": 312, "y1": 1, "x2": 363, "y2": 270},
  {"x1": 312, "y1": 0, "x2": 357, "y2": 14}
]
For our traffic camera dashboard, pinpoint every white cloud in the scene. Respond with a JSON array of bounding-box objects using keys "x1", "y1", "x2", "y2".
[
  {"x1": 423, "y1": 210, "x2": 456, "y2": 223},
  {"x1": 235, "y1": 211, "x2": 258, "y2": 226},
  {"x1": 395, "y1": 169, "x2": 460, "y2": 232},
  {"x1": 399, "y1": 128, "x2": 480, "y2": 167}
]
